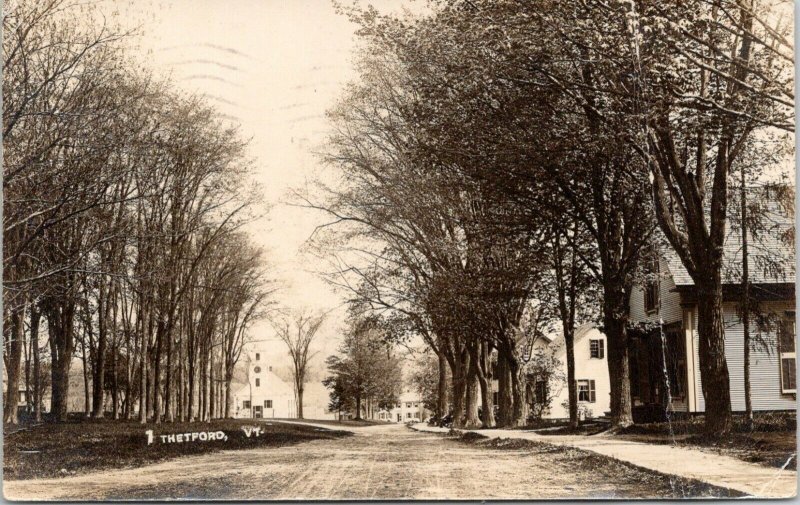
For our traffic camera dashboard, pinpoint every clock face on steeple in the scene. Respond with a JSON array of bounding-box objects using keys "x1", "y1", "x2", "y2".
[{"x1": 254, "y1": 366, "x2": 261, "y2": 374}]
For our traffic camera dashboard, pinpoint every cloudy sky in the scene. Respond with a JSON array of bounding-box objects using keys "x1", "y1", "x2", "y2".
[{"x1": 112, "y1": 0, "x2": 420, "y2": 371}]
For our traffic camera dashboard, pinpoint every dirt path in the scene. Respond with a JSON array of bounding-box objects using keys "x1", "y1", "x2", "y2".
[{"x1": 3, "y1": 423, "x2": 736, "y2": 500}]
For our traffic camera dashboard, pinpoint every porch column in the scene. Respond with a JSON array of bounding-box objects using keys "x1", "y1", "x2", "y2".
[{"x1": 683, "y1": 306, "x2": 699, "y2": 412}]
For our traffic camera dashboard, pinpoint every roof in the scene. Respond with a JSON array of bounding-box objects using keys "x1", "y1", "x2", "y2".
[
  {"x1": 665, "y1": 194, "x2": 795, "y2": 287},
  {"x1": 539, "y1": 323, "x2": 599, "y2": 346}
]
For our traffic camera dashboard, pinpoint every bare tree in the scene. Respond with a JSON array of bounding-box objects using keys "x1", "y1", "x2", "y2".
[{"x1": 272, "y1": 310, "x2": 325, "y2": 419}]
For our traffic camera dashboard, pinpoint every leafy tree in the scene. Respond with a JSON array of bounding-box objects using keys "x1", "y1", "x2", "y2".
[{"x1": 323, "y1": 315, "x2": 403, "y2": 420}]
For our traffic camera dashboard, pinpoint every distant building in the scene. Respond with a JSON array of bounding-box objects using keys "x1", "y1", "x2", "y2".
[{"x1": 375, "y1": 390, "x2": 428, "y2": 423}]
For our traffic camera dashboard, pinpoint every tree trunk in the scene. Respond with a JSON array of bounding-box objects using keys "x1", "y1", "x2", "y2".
[
  {"x1": 496, "y1": 348, "x2": 513, "y2": 427},
  {"x1": 111, "y1": 327, "x2": 119, "y2": 419},
  {"x1": 4, "y1": 306, "x2": 25, "y2": 424},
  {"x1": 437, "y1": 352, "x2": 448, "y2": 419},
  {"x1": 603, "y1": 286, "x2": 634, "y2": 429},
  {"x1": 565, "y1": 326, "x2": 579, "y2": 429},
  {"x1": 24, "y1": 315, "x2": 31, "y2": 414},
  {"x1": 139, "y1": 310, "x2": 148, "y2": 424},
  {"x1": 188, "y1": 357, "x2": 196, "y2": 422},
  {"x1": 51, "y1": 347, "x2": 72, "y2": 422},
  {"x1": 153, "y1": 318, "x2": 165, "y2": 424},
  {"x1": 47, "y1": 299, "x2": 76, "y2": 422},
  {"x1": 165, "y1": 331, "x2": 173, "y2": 422},
  {"x1": 508, "y1": 355, "x2": 528, "y2": 428},
  {"x1": 92, "y1": 284, "x2": 107, "y2": 419},
  {"x1": 178, "y1": 337, "x2": 185, "y2": 422},
  {"x1": 124, "y1": 316, "x2": 132, "y2": 420},
  {"x1": 225, "y1": 373, "x2": 233, "y2": 418},
  {"x1": 475, "y1": 341, "x2": 495, "y2": 428},
  {"x1": 297, "y1": 384, "x2": 304, "y2": 419},
  {"x1": 82, "y1": 338, "x2": 91, "y2": 418},
  {"x1": 208, "y1": 347, "x2": 215, "y2": 421},
  {"x1": 450, "y1": 357, "x2": 467, "y2": 428},
  {"x1": 463, "y1": 351, "x2": 481, "y2": 428},
  {"x1": 697, "y1": 286, "x2": 732, "y2": 435},
  {"x1": 31, "y1": 306, "x2": 42, "y2": 422}
]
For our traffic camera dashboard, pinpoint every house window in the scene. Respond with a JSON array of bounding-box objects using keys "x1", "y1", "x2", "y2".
[
  {"x1": 629, "y1": 350, "x2": 640, "y2": 400},
  {"x1": 255, "y1": 378, "x2": 260, "y2": 387},
  {"x1": 243, "y1": 400, "x2": 251, "y2": 409},
  {"x1": 644, "y1": 255, "x2": 659, "y2": 313},
  {"x1": 666, "y1": 329, "x2": 686, "y2": 399},
  {"x1": 779, "y1": 312, "x2": 796, "y2": 393},
  {"x1": 255, "y1": 353, "x2": 260, "y2": 361},
  {"x1": 406, "y1": 403, "x2": 411, "y2": 408},
  {"x1": 414, "y1": 403, "x2": 418, "y2": 408},
  {"x1": 406, "y1": 412, "x2": 412, "y2": 419},
  {"x1": 264, "y1": 400, "x2": 272, "y2": 408},
  {"x1": 534, "y1": 380, "x2": 547, "y2": 403},
  {"x1": 577, "y1": 380, "x2": 596, "y2": 403},
  {"x1": 590, "y1": 339, "x2": 604, "y2": 359}
]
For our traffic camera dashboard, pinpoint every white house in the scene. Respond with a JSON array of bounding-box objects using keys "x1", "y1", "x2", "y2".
[
  {"x1": 628, "y1": 199, "x2": 795, "y2": 420},
  {"x1": 375, "y1": 390, "x2": 428, "y2": 423},
  {"x1": 531, "y1": 324, "x2": 611, "y2": 421}
]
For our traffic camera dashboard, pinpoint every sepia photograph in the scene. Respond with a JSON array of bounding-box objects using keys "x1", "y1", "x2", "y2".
[{"x1": 1, "y1": 0, "x2": 797, "y2": 500}]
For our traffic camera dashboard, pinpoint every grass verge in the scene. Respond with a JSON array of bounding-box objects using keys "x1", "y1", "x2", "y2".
[
  {"x1": 617, "y1": 413, "x2": 796, "y2": 471},
  {"x1": 4, "y1": 418, "x2": 349, "y2": 480},
  {"x1": 449, "y1": 430, "x2": 747, "y2": 498},
  {"x1": 277, "y1": 418, "x2": 389, "y2": 427}
]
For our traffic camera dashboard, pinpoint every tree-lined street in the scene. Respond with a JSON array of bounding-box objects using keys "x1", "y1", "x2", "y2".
[
  {"x1": 3, "y1": 423, "x2": 747, "y2": 500},
  {"x1": 3, "y1": 0, "x2": 795, "y2": 500}
]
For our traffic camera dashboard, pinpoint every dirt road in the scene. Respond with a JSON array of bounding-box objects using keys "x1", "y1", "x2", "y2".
[{"x1": 3, "y1": 422, "x2": 736, "y2": 500}]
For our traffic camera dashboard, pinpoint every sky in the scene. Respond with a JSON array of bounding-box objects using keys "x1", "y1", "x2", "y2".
[{"x1": 110, "y1": 0, "x2": 421, "y2": 373}]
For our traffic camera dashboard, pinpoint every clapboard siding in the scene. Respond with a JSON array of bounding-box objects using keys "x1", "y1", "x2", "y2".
[
  {"x1": 629, "y1": 257, "x2": 683, "y2": 325},
  {"x1": 687, "y1": 301, "x2": 796, "y2": 413}
]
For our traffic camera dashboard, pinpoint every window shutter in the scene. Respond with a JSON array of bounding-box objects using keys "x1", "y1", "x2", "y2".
[
  {"x1": 599, "y1": 340, "x2": 605, "y2": 359},
  {"x1": 589, "y1": 380, "x2": 596, "y2": 403}
]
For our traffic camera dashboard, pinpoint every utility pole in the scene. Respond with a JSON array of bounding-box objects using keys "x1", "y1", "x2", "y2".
[{"x1": 741, "y1": 168, "x2": 753, "y2": 430}]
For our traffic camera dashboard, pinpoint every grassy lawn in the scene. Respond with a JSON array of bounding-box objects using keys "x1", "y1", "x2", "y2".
[
  {"x1": 449, "y1": 430, "x2": 745, "y2": 498},
  {"x1": 531, "y1": 421, "x2": 610, "y2": 436},
  {"x1": 616, "y1": 413, "x2": 796, "y2": 471},
  {"x1": 514, "y1": 412, "x2": 795, "y2": 471},
  {"x1": 4, "y1": 418, "x2": 350, "y2": 480},
  {"x1": 282, "y1": 418, "x2": 389, "y2": 427}
]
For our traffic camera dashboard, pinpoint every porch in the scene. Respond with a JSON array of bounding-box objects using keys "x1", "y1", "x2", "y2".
[{"x1": 629, "y1": 322, "x2": 690, "y2": 423}]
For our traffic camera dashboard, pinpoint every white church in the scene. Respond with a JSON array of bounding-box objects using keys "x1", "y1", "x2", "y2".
[{"x1": 231, "y1": 351, "x2": 335, "y2": 420}]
